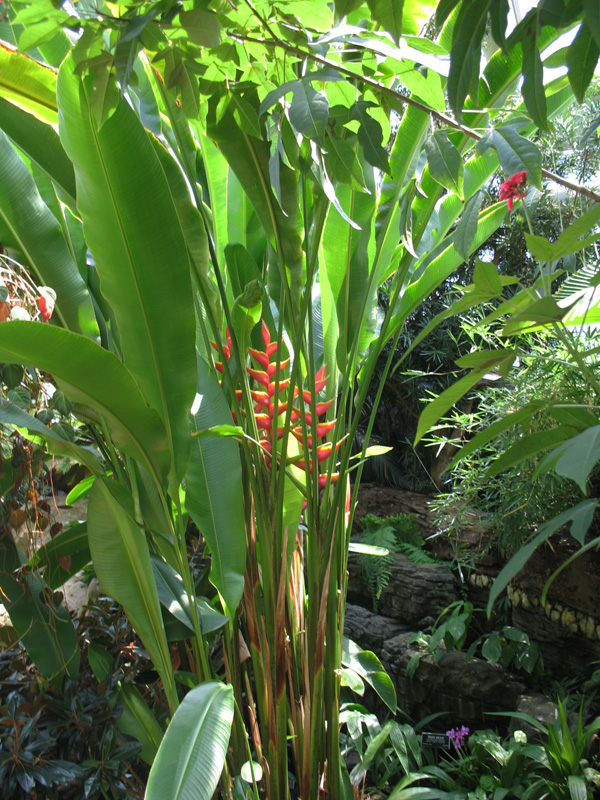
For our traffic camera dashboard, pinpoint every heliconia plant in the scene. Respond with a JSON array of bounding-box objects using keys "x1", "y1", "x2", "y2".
[{"x1": 0, "y1": 1, "x2": 598, "y2": 798}]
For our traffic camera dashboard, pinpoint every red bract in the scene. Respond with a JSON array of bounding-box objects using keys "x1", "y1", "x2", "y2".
[
  {"x1": 211, "y1": 323, "x2": 341, "y2": 487},
  {"x1": 499, "y1": 171, "x2": 528, "y2": 211}
]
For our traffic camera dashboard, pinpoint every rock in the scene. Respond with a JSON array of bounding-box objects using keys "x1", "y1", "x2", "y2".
[
  {"x1": 381, "y1": 632, "x2": 526, "y2": 732},
  {"x1": 509, "y1": 694, "x2": 558, "y2": 740},
  {"x1": 347, "y1": 551, "x2": 459, "y2": 626},
  {"x1": 344, "y1": 604, "x2": 410, "y2": 652}
]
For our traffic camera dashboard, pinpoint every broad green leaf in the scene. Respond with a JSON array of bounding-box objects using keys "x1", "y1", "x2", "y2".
[
  {"x1": 186, "y1": 358, "x2": 246, "y2": 614},
  {"x1": 487, "y1": 500, "x2": 598, "y2": 614},
  {"x1": 490, "y1": 126, "x2": 542, "y2": 189},
  {"x1": 0, "y1": 43, "x2": 58, "y2": 123},
  {"x1": 117, "y1": 682, "x2": 165, "y2": 765},
  {"x1": 145, "y1": 682, "x2": 234, "y2": 800},
  {"x1": 178, "y1": 9, "x2": 221, "y2": 48},
  {"x1": 0, "y1": 322, "x2": 170, "y2": 481},
  {"x1": 0, "y1": 129, "x2": 98, "y2": 337},
  {"x1": 88, "y1": 478, "x2": 177, "y2": 710},
  {"x1": 366, "y1": 0, "x2": 404, "y2": 44},
  {"x1": 486, "y1": 426, "x2": 577, "y2": 479},
  {"x1": 58, "y1": 58, "x2": 196, "y2": 481},
  {"x1": 425, "y1": 131, "x2": 464, "y2": 199},
  {"x1": 289, "y1": 81, "x2": 329, "y2": 144},
  {"x1": 342, "y1": 637, "x2": 396, "y2": 712},
  {"x1": 567, "y1": 21, "x2": 599, "y2": 104}
]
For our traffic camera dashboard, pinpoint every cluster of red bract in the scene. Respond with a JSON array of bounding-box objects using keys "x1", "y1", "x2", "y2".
[
  {"x1": 499, "y1": 171, "x2": 528, "y2": 211},
  {"x1": 212, "y1": 321, "x2": 340, "y2": 488}
]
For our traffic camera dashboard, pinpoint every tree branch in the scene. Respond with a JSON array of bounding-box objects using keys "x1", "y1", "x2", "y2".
[{"x1": 232, "y1": 32, "x2": 600, "y2": 205}]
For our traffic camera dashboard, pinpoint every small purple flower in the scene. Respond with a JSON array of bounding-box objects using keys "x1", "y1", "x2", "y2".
[{"x1": 446, "y1": 725, "x2": 470, "y2": 750}]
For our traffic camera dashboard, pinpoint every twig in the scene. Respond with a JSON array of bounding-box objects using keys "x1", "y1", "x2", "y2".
[{"x1": 231, "y1": 32, "x2": 600, "y2": 205}]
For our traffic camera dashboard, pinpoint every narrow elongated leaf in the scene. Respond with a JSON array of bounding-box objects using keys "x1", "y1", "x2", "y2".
[
  {"x1": 453, "y1": 191, "x2": 483, "y2": 259},
  {"x1": 486, "y1": 426, "x2": 577, "y2": 479},
  {"x1": 0, "y1": 130, "x2": 98, "y2": 337},
  {"x1": 350, "y1": 101, "x2": 390, "y2": 174},
  {"x1": 567, "y1": 21, "x2": 600, "y2": 104},
  {"x1": 88, "y1": 478, "x2": 176, "y2": 708},
  {"x1": 0, "y1": 98, "x2": 76, "y2": 203},
  {"x1": 58, "y1": 58, "x2": 196, "y2": 480},
  {"x1": 447, "y1": 0, "x2": 491, "y2": 120},
  {"x1": 0, "y1": 396, "x2": 104, "y2": 475},
  {"x1": 521, "y1": 17, "x2": 548, "y2": 130},
  {"x1": 415, "y1": 349, "x2": 516, "y2": 445},
  {"x1": 186, "y1": 358, "x2": 246, "y2": 614},
  {"x1": 145, "y1": 682, "x2": 233, "y2": 800},
  {"x1": 487, "y1": 500, "x2": 598, "y2": 613}
]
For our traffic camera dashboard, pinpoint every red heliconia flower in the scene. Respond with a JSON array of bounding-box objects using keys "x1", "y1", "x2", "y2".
[
  {"x1": 499, "y1": 171, "x2": 528, "y2": 211},
  {"x1": 211, "y1": 321, "x2": 341, "y2": 486},
  {"x1": 37, "y1": 287, "x2": 56, "y2": 321}
]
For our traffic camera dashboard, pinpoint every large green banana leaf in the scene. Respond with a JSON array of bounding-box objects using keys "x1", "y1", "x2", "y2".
[
  {"x1": 57, "y1": 57, "x2": 197, "y2": 481},
  {"x1": 0, "y1": 129, "x2": 98, "y2": 338},
  {"x1": 0, "y1": 322, "x2": 170, "y2": 482}
]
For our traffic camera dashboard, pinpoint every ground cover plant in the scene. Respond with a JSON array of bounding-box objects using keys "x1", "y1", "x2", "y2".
[{"x1": 0, "y1": 1, "x2": 600, "y2": 798}]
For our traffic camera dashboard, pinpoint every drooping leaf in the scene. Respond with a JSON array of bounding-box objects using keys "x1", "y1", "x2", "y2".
[
  {"x1": 521, "y1": 13, "x2": 548, "y2": 130},
  {"x1": 88, "y1": 478, "x2": 177, "y2": 709},
  {"x1": 350, "y1": 101, "x2": 390, "y2": 174},
  {"x1": 486, "y1": 426, "x2": 578, "y2": 479},
  {"x1": 117, "y1": 683, "x2": 164, "y2": 765},
  {"x1": 487, "y1": 500, "x2": 598, "y2": 614},
  {"x1": 447, "y1": 0, "x2": 491, "y2": 120},
  {"x1": 0, "y1": 322, "x2": 170, "y2": 481},
  {"x1": 0, "y1": 42, "x2": 58, "y2": 123},
  {"x1": 490, "y1": 125, "x2": 542, "y2": 189},
  {"x1": 535, "y1": 425, "x2": 600, "y2": 494},
  {"x1": 453, "y1": 191, "x2": 483, "y2": 260},
  {"x1": 567, "y1": 20, "x2": 600, "y2": 104}
]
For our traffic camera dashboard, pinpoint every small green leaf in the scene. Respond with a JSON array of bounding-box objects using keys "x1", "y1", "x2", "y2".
[
  {"x1": 486, "y1": 426, "x2": 577, "y2": 479},
  {"x1": 447, "y1": 0, "x2": 491, "y2": 120},
  {"x1": 538, "y1": 425, "x2": 600, "y2": 494},
  {"x1": 521, "y1": 19, "x2": 548, "y2": 130},
  {"x1": 425, "y1": 131, "x2": 464, "y2": 198},
  {"x1": 178, "y1": 9, "x2": 221, "y2": 48},
  {"x1": 481, "y1": 633, "x2": 502, "y2": 665}
]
